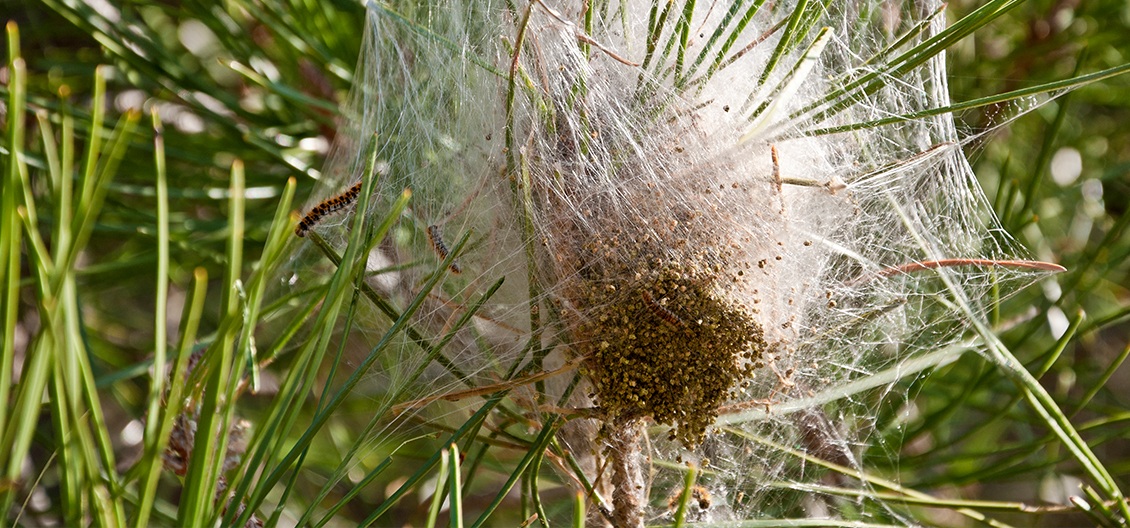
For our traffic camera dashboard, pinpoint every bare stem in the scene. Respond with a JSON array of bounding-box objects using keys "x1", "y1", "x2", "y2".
[
  {"x1": 878, "y1": 258, "x2": 1067, "y2": 277},
  {"x1": 609, "y1": 417, "x2": 646, "y2": 528}
]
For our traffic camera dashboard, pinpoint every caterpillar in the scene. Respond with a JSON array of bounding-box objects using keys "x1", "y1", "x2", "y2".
[
  {"x1": 295, "y1": 181, "x2": 363, "y2": 237},
  {"x1": 427, "y1": 224, "x2": 463, "y2": 274},
  {"x1": 641, "y1": 290, "x2": 683, "y2": 328},
  {"x1": 667, "y1": 485, "x2": 711, "y2": 512}
]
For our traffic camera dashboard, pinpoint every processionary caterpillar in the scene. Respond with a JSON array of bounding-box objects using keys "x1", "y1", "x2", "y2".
[
  {"x1": 295, "y1": 181, "x2": 363, "y2": 237},
  {"x1": 641, "y1": 290, "x2": 683, "y2": 328},
  {"x1": 427, "y1": 225, "x2": 463, "y2": 274}
]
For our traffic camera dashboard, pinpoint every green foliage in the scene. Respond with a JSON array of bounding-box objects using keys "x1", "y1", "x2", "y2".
[{"x1": 2, "y1": 0, "x2": 1129, "y2": 526}]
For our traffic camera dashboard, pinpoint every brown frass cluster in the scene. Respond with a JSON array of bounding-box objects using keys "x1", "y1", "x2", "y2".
[
  {"x1": 570, "y1": 240, "x2": 767, "y2": 448},
  {"x1": 534, "y1": 102, "x2": 776, "y2": 448}
]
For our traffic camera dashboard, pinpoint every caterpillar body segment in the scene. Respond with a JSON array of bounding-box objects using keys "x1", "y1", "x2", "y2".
[
  {"x1": 295, "y1": 181, "x2": 364, "y2": 237},
  {"x1": 641, "y1": 290, "x2": 684, "y2": 328},
  {"x1": 427, "y1": 224, "x2": 463, "y2": 274}
]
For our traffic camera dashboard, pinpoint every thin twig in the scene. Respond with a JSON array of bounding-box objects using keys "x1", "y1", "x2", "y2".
[
  {"x1": 533, "y1": 0, "x2": 639, "y2": 66},
  {"x1": 877, "y1": 258, "x2": 1067, "y2": 277},
  {"x1": 391, "y1": 356, "x2": 587, "y2": 413}
]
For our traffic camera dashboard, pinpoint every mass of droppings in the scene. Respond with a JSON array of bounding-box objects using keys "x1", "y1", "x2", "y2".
[{"x1": 562, "y1": 210, "x2": 768, "y2": 448}]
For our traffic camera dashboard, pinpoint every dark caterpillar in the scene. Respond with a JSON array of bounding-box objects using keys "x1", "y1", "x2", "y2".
[
  {"x1": 642, "y1": 290, "x2": 683, "y2": 328},
  {"x1": 295, "y1": 181, "x2": 363, "y2": 237},
  {"x1": 427, "y1": 225, "x2": 463, "y2": 274}
]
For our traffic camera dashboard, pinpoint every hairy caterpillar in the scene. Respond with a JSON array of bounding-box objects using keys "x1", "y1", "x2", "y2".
[
  {"x1": 641, "y1": 290, "x2": 683, "y2": 328},
  {"x1": 295, "y1": 181, "x2": 363, "y2": 237},
  {"x1": 427, "y1": 225, "x2": 463, "y2": 274}
]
